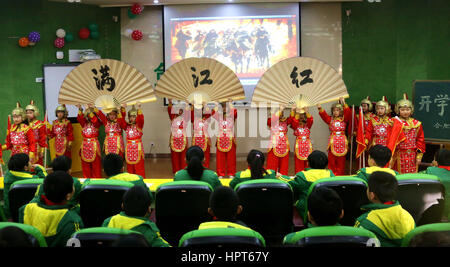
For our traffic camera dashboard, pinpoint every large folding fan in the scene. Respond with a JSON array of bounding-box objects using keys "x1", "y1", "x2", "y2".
[
  {"x1": 154, "y1": 57, "x2": 245, "y2": 108},
  {"x1": 58, "y1": 59, "x2": 156, "y2": 113},
  {"x1": 251, "y1": 56, "x2": 349, "y2": 108}
]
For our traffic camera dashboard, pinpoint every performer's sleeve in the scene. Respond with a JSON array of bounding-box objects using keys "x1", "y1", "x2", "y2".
[
  {"x1": 89, "y1": 112, "x2": 102, "y2": 128},
  {"x1": 233, "y1": 108, "x2": 237, "y2": 121},
  {"x1": 343, "y1": 104, "x2": 352, "y2": 123},
  {"x1": 306, "y1": 114, "x2": 314, "y2": 129},
  {"x1": 38, "y1": 123, "x2": 48, "y2": 149},
  {"x1": 26, "y1": 127, "x2": 37, "y2": 154},
  {"x1": 167, "y1": 105, "x2": 175, "y2": 121},
  {"x1": 318, "y1": 108, "x2": 331, "y2": 125},
  {"x1": 116, "y1": 111, "x2": 128, "y2": 130},
  {"x1": 290, "y1": 117, "x2": 299, "y2": 131},
  {"x1": 77, "y1": 111, "x2": 86, "y2": 127},
  {"x1": 47, "y1": 122, "x2": 55, "y2": 139},
  {"x1": 416, "y1": 124, "x2": 426, "y2": 158},
  {"x1": 365, "y1": 119, "x2": 373, "y2": 145},
  {"x1": 67, "y1": 122, "x2": 74, "y2": 142},
  {"x1": 136, "y1": 109, "x2": 144, "y2": 129},
  {"x1": 94, "y1": 108, "x2": 108, "y2": 125}
]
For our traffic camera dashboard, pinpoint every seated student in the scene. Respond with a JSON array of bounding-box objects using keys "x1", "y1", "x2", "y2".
[
  {"x1": 102, "y1": 185, "x2": 170, "y2": 247},
  {"x1": 3, "y1": 153, "x2": 47, "y2": 221},
  {"x1": 0, "y1": 226, "x2": 34, "y2": 247},
  {"x1": 356, "y1": 144, "x2": 398, "y2": 182},
  {"x1": 283, "y1": 186, "x2": 344, "y2": 244},
  {"x1": 174, "y1": 146, "x2": 222, "y2": 190},
  {"x1": 19, "y1": 171, "x2": 84, "y2": 247},
  {"x1": 229, "y1": 149, "x2": 277, "y2": 190},
  {"x1": 287, "y1": 150, "x2": 335, "y2": 220},
  {"x1": 355, "y1": 171, "x2": 415, "y2": 247}
]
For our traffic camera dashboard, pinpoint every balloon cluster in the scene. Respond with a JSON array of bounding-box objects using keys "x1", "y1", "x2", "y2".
[
  {"x1": 78, "y1": 23, "x2": 100, "y2": 40},
  {"x1": 18, "y1": 31, "x2": 41, "y2": 48},
  {"x1": 128, "y1": 3, "x2": 144, "y2": 19}
]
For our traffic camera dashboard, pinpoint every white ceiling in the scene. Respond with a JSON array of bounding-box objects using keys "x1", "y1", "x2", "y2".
[{"x1": 50, "y1": 0, "x2": 362, "y2": 8}]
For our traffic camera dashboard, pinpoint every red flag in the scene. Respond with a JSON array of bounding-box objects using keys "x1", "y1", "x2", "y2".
[
  {"x1": 356, "y1": 107, "x2": 366, "y2": 159},
  {"x1": 387, "y1": 116, "x2": 406, "y2": 156}
]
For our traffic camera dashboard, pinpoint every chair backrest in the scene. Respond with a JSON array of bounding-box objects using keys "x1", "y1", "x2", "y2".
[
  {"x1": 283, "y1": 225, "x2": 380, "y2": 247},
  {"x1": 396, "y1": 174, "x2": 446, "y2": 226},
  {"x1": 179, "y1": 227, "x2": 266, "y2": 247},
  {"x1": 0, "y1": 222, "x2": 48, "y2": 247},
  {"x1": 235, "y1": 179, "x2": 293, "y2": 245},
  {"x1": 68, "y1": 227, "x2": 148, "y2": 247},
  {"x1": 155, "y1": 181, "x2": 213, "y2": 246},
  {"x1": 8, "y1": 179, "x2": 43, "y2": 222},
  {"x1": 307, "y1": 177, "x2": 369, "y2": 227},
  {"x1": 79, "y1": 179, "x2": 135, "y2": 228},
  {"x1": 401, "y1": 223, "x2": 450, "y2": 247}
]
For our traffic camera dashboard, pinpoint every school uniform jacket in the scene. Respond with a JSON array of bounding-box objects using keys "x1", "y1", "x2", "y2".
[
  {"x1": 356, "y1": 166, "x2": 399, "y2": 183},
  {"x1": 174, "y1": 169, "x2": 222, "y2": 190},
  {"x1": 229, "y1": 168, "x2": 277, "y2": 190}
]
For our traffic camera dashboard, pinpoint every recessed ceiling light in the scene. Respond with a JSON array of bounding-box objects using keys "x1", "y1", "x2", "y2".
[{"x1": 154, "y1": 0, "x2": 159, "y2": 3}]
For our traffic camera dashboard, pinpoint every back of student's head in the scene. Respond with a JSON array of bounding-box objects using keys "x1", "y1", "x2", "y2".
[
  {"x1": 308, "y1": 150, "x2": 328, "y2": 169},
  {"x1": 367, "y1": 171, "x2": 398, "y2": 203},
  {"x1": 247, "y1": 149, "x2": 267, "y2": 179},
  {"x1": 103, "y1": 153, "x2": 123, "y2": 177},
  {"x1": 43, "y1": 171, "x2": 74, "y2": 203},
  {"x1": 122, "y1": 185, "x2": 151, "y2": 217},
  {"x1": 0, "y1": 226, "x2": 33, "y2": 247},
  {"x1": 307, "y1": 186, "x2": 343, "y2": 226},
  {"x1": 369, "y1": 145, "x2": 392, "y2": 167},
  {"x1": 210, "y1": 186, "x2": 240, "y2": 221},
  {"x1": 186, "y1": 146, "x2": 205, "y2": 180},
  {"x1": 51, "y1": 156, "x2": 72, "y2": 173},
  {"x1": 7, "y1": 153, "x2": 29, "y2": 172},
  {"x1": 436, "y1": 149, "x2": 450, "y2": 166}
]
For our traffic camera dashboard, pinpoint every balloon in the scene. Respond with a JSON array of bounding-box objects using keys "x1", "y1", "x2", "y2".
[
  {"x1": 127, "y1": 8, "x2": 137, "y2": 19},
  {"x1": 131, "y1": 3, "x2": 143, "y2": 15},
  {"x1": 28, "y1": 31, "x2": 40, "y2": 43},
  {"x1": 54, "y1": 37, "x2": 65, "y2": 48},
  {"x1": 56, "y1": 28, "x2": 66, "y2": 38},
  {"x1": 90, "y1": 31, "x2": 99, "y2": 39},
  {"x1": 131, "y1": 30, "x2": 143, "y2": 41},
  {"x1": 65, "y1": 33, "x2": 74, "y2": 43},
  {"x1": 124, "y1": 28, "x2": 133, "y2": 37},
  {"x1": 18, "y1": 37, "x2": 29, "y2": 47},
  {"x1": 78, "y1": 28, "x2": 90, "y2": 39},
  {"x1": 88, "y1": 23, "x2": 98, "y2": 32}
]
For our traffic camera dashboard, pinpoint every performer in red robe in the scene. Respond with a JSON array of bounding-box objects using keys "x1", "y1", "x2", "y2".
[
  {"x1": 77, "y1": 104, "x2": 102, "y2": 178},
  {"x1": 191, "y1": 103, "x2": 212, "y2": 168},
  {"x1": 317, "y1": 98, "x2": 352, "y2": 176},
  {"x1": 168, "y1": 99, "x2": 190, "y2": 174},
  {"x1": 94, "y1": 107, "x2": 124, "y2": 158},
  {"x1": 290, "y1": 107, "x2": 313, "y2": 174},
  {"x1": 266, "y1": 105, "x2": 292, "y2": 176},
  {"x1": 25, "y1": 100, "x2": 47, "y2": 165},
  {"x1": 117, "y1": 102, "x2": 146, "y2": 178},
  {"x1": 354, "y1": 97, "x2": 374, "y2": 169},
  {"x1": 213, "y1": 100, "x2": 237, "y2": 178},
  {"x1": 47, "y1": 104, "x2": 74, "y2": 158}
]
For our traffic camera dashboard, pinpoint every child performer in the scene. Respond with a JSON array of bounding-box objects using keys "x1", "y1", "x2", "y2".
[
  {"x1": 355, "y1": 97, "x2": 374, "y2": 169},
  {"x1": 94, "y1": 106, "x2": 124, "y2": 158},
  {"x1": 266, "y1": 105, "x2": 292, "y2": 176},
  {"x1": 117, "y1": 102, "x2": 146, "y2": 178},
  {"x1": 76, "y1": 104, "x2": 102, "y2": 178},
  {"x1": 191, "y1": 103, "x2": 212, "y2": 168},
  {"x1": 213, "y1": 100, "x2": 237, "y2": 178},
  {"x1": 168, "y1": 99, "x2": 190, "y2": 174},
  {"x1": 47, "y1": 104, "x2": 74, "y2": 158},
  {"x1": 389, "y1": 94, "x2": 425, "y2": 174},
  {"x1": 290, "y1": 107, "x2": 314, "y2": 174},
  {"x1": 366, "y1": 97, "x2": 393, "y2": 148},
  {"x1": 317, "y1": 98, "x2": 352, "y2": 176},
  {"x1": 2, "y1": 103, "x2": 36, "y2": 162},
  {"x1": 25, "y1": 100, "x2": 47, "y2": 165}
]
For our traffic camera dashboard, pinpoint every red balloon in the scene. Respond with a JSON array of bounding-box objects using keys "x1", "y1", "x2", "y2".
[
  {"x1": 78, "y1": 28, "x2": 90, "y2": 39},
  {"x1": 131, "y1": 3, "x2": 143, "y2": 15},
  {"x1": 54, "y1": 37, "x2": 65, "y2": 48},
  {"x1": 131, "y1": 30, "x2": 143, "y2": 41},
  {"x1": 18, "y1": 37, "x2": 29, "y2": 47}
]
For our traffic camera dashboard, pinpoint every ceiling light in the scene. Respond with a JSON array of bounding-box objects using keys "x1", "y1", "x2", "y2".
[{"x1": 154, "y1": 0, "x2": 159, "y2": 3}]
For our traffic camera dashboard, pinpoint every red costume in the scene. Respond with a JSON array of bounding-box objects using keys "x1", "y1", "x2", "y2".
[
  {"x1": 213, "y1": 106, "x2": 237, "y2": 177},
  {"x1": 2, "y1": 122, "x2": 36, "y2": 161},
  {"x1": 290, "y1": 112, "x2": 313, "y2": 174},
  {"x1": 266, "y1": 110, "x2": 292, "y2": 176},
  {"x1": 355, "y1": 111, "x2": 374, "y2": 169},
  {"x1": 168, "y1": 104, "x2": 189, "y2": 174},
  {"x1": 117, "y1": 107, "x2": 146, "y2": 178},
  {"x1": 191, "y1": 107, "x2": 212, "y2": 168},
  {"x1": 77, "y1": 110, "x2": 102, "y2": 178},
  {"x1": 28, "y1": 119, "x2": 47, "y2": 165},
  {"x1": 47, "y1": 118, "x2": 74, "y2": 158},
  {"x1": 94, "y1": 108, "x2": 124, "y2": 158}
]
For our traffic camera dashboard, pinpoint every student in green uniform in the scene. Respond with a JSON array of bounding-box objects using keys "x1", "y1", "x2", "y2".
[
  {"x1": 102, "y1": 185, "x2": 170, "y2": 247},
  {"x1": 287, "y1": 150, "x2": 335, "y2": 220},
  {"x1": 174, "y1": 146, "x2": 222, "y2": 190},
  {"x1": 229, "y1": 149, "x2": 277, "y2": 190},
  {"x1": 3, "y1": 153, "x2": 47, "y2": 221},
  {"x1": 356, "y1": 145, "x2": 398, "y2": 182},
  {"x1": 355, "y1": 171, "x2": 415, "y2": 247},
  {"x1": 19, "y1": 171, "x2": 83, "y2": 247}
]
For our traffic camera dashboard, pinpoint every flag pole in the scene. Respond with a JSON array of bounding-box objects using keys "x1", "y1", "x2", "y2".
[
  {"x1": 349, "y1": 105, "x2": 355, "y2": 175},
  {"x1": 44, "y1": 110, "x2": 48, "y2": 169}
]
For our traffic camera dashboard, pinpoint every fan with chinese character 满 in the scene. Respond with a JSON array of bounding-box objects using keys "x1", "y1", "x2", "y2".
[
  {"x1": 251, "y1": 56, "x2": 349, "y2": 110},
  {"x1": 154, "y1": 57, "x2": 245, "y2": 108},
  {"x1": 58, "y1": 59, "x2": 157, "y2": 113}
]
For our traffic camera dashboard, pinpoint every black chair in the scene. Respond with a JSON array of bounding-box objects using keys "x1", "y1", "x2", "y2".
[
  {"x1": 79, "y1": 179, "x2": 134, "y2": 228},
  {"x1": 235, "y1": 179, "x2": 294, "y2": 246},
  {"x1": 306, "y1": 177, "x2": 370, "y2": 227},
  {"x1": 401, "y1": 223, "x2": 450, "y2": 247},
  {"x1": 155, "y1": 181, "x2": 213, "y2": 246},
  {"x1": 396, "y1": 174, "x2": 446, "y2": 226},
  {"x1": 8, "y1": 179, "x2": 43, "y2": 222},
  {"x1": 179, "y1": 227, "x2": 266, "y2": 247},
  {"x1": 0, "y1": 222, "x2": 48, "y2": 247},
  {"x1": 68, "y1": 227, "x2": 149, "y2": 247}
]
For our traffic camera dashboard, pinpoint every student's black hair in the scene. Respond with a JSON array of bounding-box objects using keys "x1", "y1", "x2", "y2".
[
  {"x1": 111, "y1": 233, "x2": 150, "y2": 247},
  {"x1": 247, "y1": 149, "x2": 268, "y2": 179},
  {"x1": 436, "y1": 149, "x2": 450, "y2": 166},
  {"x1": 367, "y1": 171, "x2": 398, "y2": 203},
  {"x1": 210, "y1": 186, "x2": 240, "y2": 221},
  {"x1": 51, "y1": 156, "x2": 72, "y2": 173},
  {"x1": 7, "y1": 153, "x2": 29, "y2": 172},
  {"x1": 103, "y1": 153, "x2": 123, "y2": 177},
  {"x1": 43, "y1": 171, "x2": 74, "y2": 203},
  {"x1": 368, "y1": 145, "x2": 392, "y2": 167},
  {"x1": 307, "y1": 186, "x2": 343, "y2": 226},
  {"x1": 307, "y1": 150, "x2": 328, "y2": 169},
  {"x1": 122, "y1": 185, "x2": 152, "y2": 217},
  {"x1": 0, "y1": 226, "x2": 33, "y2": 247},
  {"x1": 186, "y1": 146, "x2": 205, "y2": 180}
]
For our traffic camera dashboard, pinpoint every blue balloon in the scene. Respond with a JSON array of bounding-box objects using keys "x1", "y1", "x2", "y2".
[{"x1": 28, "y1": 31, "x2": 40, "y2": 43}]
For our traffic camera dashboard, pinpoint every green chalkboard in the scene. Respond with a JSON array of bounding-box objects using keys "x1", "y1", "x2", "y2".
[{"x1": 413, "y1": 80, "x2": 450, "y2": 142}]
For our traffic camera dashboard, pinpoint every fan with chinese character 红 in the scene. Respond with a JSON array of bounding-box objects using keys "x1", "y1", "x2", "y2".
[{"x1": 58, "y1": 59, "x2": 157, "y2": 113}]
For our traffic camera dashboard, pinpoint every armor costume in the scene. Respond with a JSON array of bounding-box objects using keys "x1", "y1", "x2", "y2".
[
  {"x1": 26, "y1": 100, "x2": 47, "y2": 165},
  {"x1": 77, "y1": 107, "x2": 102, "y2": 178},
  {"x1": 213, "y1": 103, "x2": 237, "y2": 177},
  {"x1": 266, "y1": 108, "x2": 293, "y2": 176},
  {"x1": 47, "y1": 105, "x2": 74, "y2": 158},
  {"x1": 290, "y1": 109, "x2": 313, "y2": 174}
]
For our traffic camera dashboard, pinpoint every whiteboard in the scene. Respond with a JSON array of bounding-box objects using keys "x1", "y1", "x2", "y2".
[{"x1": 43, "y1": 64, "x2": 79, "y2": 122}]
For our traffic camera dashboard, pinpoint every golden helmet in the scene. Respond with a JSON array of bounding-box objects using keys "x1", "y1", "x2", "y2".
[
  {"x1": 375, "y1": 96, "x2": 390, "y2": 112},
  {"x1": 12, "y1": 102, "x2": 26, "y2": 120},
  {"x1": 360, "y1": 96, "x2": 373, "y2": 111},
  {"x1": 331, "y1": 102, "x2": 343, "y2": 113},
  {"x1": 395, "y1": 93, "x2": 413, "y2": 114},
  {"x1": 55, "y1": 104, "x2": 68, "y2": 117},
  {"x1": 25, "y1": 100, "x2": 40, "y2": 117},
  {"x1": 128, "y1": 105, "x2": 138, "y2": 117}
]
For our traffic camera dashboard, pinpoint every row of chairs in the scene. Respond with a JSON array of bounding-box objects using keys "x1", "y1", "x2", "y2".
[{"x1": 4, "y1": 173, "x2": 447, "y2": 246}]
